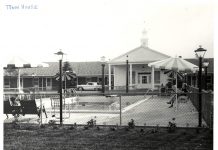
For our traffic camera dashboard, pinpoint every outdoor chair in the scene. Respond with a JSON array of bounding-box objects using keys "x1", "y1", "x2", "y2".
[
  {"x1": 20, "y1": 100, "x2": 38, "y2": 114},
  {"x1": 160, "y1": 87, "x2": 167, "y2": 96},
  {"x1": 4, "y1": 100, "x2": 39, "y2": 117}
]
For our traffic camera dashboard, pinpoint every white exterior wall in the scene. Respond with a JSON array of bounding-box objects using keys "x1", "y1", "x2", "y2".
[
  {"x1": 113, "y1": 64, "x2": 169, "y2": 89},
  {"x1": 114, "y1": 66, "x2": 126, "y2": 87},
  {"x1": 132, "y1": 64, "x2": 152, "y2": 89}
]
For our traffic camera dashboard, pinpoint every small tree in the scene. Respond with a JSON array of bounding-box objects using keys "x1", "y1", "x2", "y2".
[
  {"x1": 63, "y1": 61, "x2": 73, "y2": 72},
  {"x1": 55, "y1": 61, "x2": 77, "y2": 89}
]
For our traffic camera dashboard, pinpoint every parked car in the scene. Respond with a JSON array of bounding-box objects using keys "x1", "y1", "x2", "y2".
[{"x1": 77, "y1": 82, "x2": 102, "y2": 91}]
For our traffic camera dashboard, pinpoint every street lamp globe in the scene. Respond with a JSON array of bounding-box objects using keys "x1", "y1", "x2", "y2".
[
  {"x1": 54, "y1": 49, "x2": 65, "y2": 60},
  {"x1": 203, "y1": 61, "x2": 209, "y2": 68},
  {"x1": 195, "y1": 45, "x2": 207, "y2": 58}
]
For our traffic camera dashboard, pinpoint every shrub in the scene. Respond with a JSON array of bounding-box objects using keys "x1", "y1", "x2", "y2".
[
  {"x1": 168, "y1": 121, "x2": 176, "y2": 133},
  {"x1": 128, "y1": 119, "x2": 135, "y2": 129},
  {"x1": 48, "y1": 120, "x2": 56, "y2": 126},
  {"x1": 87, "y1": 119, "x2": 96, "y2": 127}
]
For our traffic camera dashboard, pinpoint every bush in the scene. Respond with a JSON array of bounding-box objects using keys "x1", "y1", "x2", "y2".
[
  {"x1": 128, "y1": 119, "x2": 135, "y2": 129},
  {"x1": 168, "y1": 121, "x2": 176, "y2": 133},
  {"x1": 87, "y1": 119, "x2": 96, "y2": 127},
  {"x1": 48, "y1": 120, "x2": 56, "y2": 126}
]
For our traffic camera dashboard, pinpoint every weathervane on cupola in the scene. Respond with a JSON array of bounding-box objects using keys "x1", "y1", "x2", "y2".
[{"x1": 140, "y1": 22, "x2": 149, "y2": 47}]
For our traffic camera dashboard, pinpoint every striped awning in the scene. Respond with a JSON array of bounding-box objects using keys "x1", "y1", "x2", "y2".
[{"x1": 148, "y1": 57, "x2": 198, "y2": 72}]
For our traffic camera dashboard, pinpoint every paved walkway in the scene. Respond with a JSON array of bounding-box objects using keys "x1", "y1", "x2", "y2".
[{"x1": 104, "y1": 96, "x2": 205, "y2": 127}]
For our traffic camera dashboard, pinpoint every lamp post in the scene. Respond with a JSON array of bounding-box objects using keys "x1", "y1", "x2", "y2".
[
  {"x1": 126, "y1": 55, "x2": 129, "y2": 93},
  {"x1": 101, "y1": 56, "x2": 106, "y2": 94},
  {"x1": 203, "y1": 61, "x2": 209, "y2": 91},
  {"x1": 195, "y1": 45, "x2": 207, "y2": 127},
  {"x1": 54, "y1": 49, "x2": 65, "y2": 125}
]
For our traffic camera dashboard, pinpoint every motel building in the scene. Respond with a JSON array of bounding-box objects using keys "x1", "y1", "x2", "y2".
[
  {"x1": 4, "y1": 29, "x2": 213, "y2": 93},
  {"x1": 108, "y1": 30, "x2": 170, "y2": 90}
]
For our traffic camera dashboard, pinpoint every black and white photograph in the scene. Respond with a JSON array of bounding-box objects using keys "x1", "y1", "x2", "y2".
[{"x1": 1, "y1": 0, "x2": 215, "y2": 149}]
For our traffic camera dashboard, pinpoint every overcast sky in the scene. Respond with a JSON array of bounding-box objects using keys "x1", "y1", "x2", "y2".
[{"x1": 0, "y1": 0, "x2": 215, "y2": 64}]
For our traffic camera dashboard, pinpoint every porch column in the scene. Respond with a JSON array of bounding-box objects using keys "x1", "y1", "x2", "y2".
[
  {"x1": 151, "y1": 66, "x2": 154, "y2": 89},
  {"x1": 129, "y1": 63, "x2": 133, "y2": 89},
  {"x1": 109, "y1": 64, "x2": 111, "y2": 90},
  {"x1": 18, "y1": 69, "x2": 21, "y2": 93}
]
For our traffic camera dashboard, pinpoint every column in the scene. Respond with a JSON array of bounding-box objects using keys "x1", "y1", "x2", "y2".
[
  {"x1": 129, "y1": 63, "x2": 132, "y2": 89},
  {"x1": 17, "y1": 69, "x2": 21, "y2": 93},
  {"x1": 151, "y1": 66, "x2": 154, "y2": 89},
  {"x1": 109, "y1": 64, "x2": 111, "y2": 90}
]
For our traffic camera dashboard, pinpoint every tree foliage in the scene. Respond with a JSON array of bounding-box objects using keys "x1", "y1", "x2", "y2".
[{"x1": 63, "y1": 61, "x2": 73, "y2": 72}]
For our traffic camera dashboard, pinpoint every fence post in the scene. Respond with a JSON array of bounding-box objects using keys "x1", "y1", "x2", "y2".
[{"x1": 119, "y1": 95, "x2": 122, "y2": 126}]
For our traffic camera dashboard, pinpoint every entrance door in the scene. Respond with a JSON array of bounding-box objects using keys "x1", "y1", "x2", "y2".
[
  {"x1": 140, "y1": 75, "x2": 149, "y2": 84},
  {"x1": 138, "y1": 74, "x2": 151, "y2": 88}
]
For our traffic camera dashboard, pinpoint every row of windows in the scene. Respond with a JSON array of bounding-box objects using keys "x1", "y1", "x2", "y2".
[{"x1": 4, "y1": 78, "x2": 52, "y2": 88}]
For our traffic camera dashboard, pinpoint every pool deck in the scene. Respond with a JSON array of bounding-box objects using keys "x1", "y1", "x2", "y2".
[{"x1": 4, "y1": 95, "x2": 206, "y2": 127}]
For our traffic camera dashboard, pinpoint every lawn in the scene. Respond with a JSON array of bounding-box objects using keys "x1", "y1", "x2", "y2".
[{"x1": 4, "y1": 123, "x2": 213, "y2": 150}]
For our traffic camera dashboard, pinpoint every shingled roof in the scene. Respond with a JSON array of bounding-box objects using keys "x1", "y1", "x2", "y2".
[
  {"x1": 109, "y1": 46, "x2": 170, "y2": 64},
  {"x1": 4, "y1": 58, "x2": 213, "y2": 77},
  {"x1": 185, "y1": 58, "x2": 214, "y2": 73},
  {"x1": 4, "y1": 62, "x2": 109, "y2": 77}
]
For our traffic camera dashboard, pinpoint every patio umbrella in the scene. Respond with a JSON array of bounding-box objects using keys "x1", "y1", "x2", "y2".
[
  {"x1": 148, "y1": 57, "x2": 198, "y2": 110},
  {"x1": 164, "y1": 70, "x2": 184, "y2": 85},
  {"x1": 54, "y1": 71, "x2": 76, "y2": 94},
  {"x1": 4, "y1": 56, "x2": 49, "y2": 93}
]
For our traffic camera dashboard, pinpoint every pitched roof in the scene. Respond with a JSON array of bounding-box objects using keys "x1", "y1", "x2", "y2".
[
  {"x1": 4, "y1": 62, "x2": 109, "y2": 77},
  {"x1": 109, "y1": 46, "x2": 170, "y2": 64},
  {"x1": 185, "y1": 58, "x2": 214, "y2": 73}
]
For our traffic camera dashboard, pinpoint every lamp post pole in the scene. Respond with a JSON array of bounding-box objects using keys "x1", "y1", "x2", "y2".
[
  {"x1": 55, "y1": 50, "x2": 65, "y2": 125},
  {"x1": 205, "y1": 66, "x2": 208, "y2": 90},
  {"x1": 59, "y1": 58, "x2": 63, "y2": 125},
  {"x1": 126, "y1": 55, "x2": 129, "y2": 93},
  {"x1": 198, "y1": 56, "x2": 203, "y2": 127},
  {"x1": 203, "y1": 61, "x2": 209, "y2": 91},
  {"x1": 101, "y1": 56, "x2": 106, "y2": 94},
  {"x1": 102, "y1": 63, "x2": 105, "y2": 94},
  {"x1": 195, "y1": 46, "x2": 207, "y2": 127}
]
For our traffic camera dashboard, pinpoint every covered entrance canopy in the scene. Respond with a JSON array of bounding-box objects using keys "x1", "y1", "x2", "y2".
[{"x1": 108, "y1": 45, "x2": 170, "y2": 90}]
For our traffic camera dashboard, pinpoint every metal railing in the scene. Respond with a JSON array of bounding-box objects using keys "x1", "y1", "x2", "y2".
[
  {"x1": 4, "y1": 89, "x2": 213, "y2": 128},
  {"x1": 188, "y1": 86, "x2": 213, "y2": 128}
]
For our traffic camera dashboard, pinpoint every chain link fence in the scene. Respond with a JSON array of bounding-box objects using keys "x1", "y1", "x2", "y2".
[{"x1": 4, "y1": 89, "x2": 213, "y2": 128}]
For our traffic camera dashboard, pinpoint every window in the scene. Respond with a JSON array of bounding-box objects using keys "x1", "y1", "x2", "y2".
[
  {"x1": 47, "y1": 78, "x2": 51, "y2": 86},
  {"x1": 138, "y1": 72, "x2": 151, "y2": 84},
  {"x1": 142, "y1": 76, "x2": 148, "y2": 84},
  {"x1": 154, "y1": 71, "x2": 160, "y2": 84},
  {"x1": 4, "y1": 78, "x2": 10, "y2": 88},
  {"x1": 34, "y1": 78, "x2": 39, "y2": 87}
]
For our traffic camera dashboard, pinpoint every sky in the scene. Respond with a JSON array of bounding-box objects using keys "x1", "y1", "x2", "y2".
[{"x1": 0, "y1": 0, "x2": 215, "y2": 64}]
